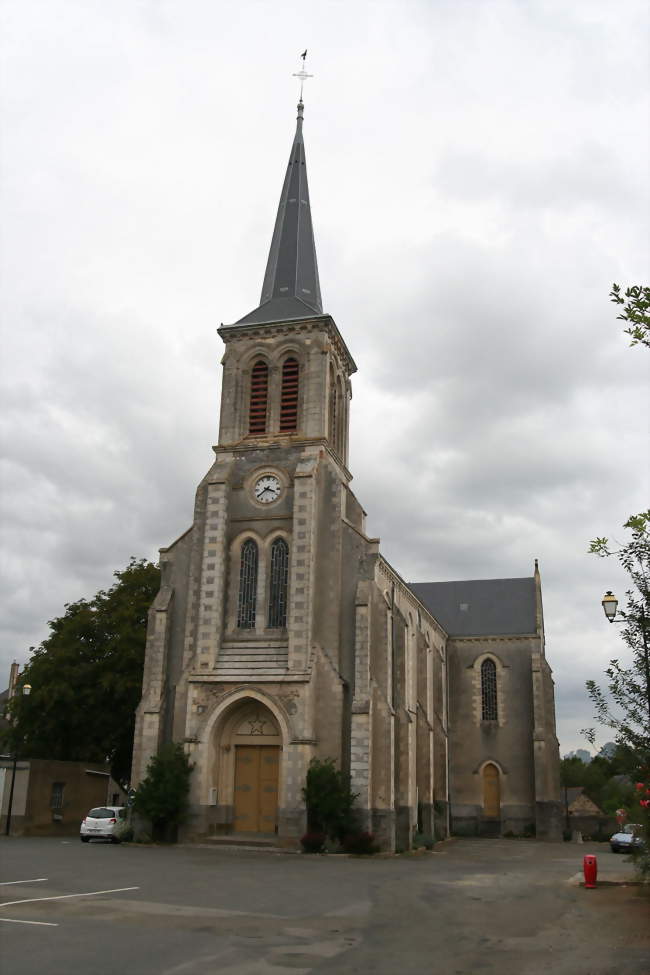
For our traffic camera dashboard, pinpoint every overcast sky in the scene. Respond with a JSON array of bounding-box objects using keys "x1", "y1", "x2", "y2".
[{"x1": 1, "y1": 0, "x2": 648, "y2": 756}]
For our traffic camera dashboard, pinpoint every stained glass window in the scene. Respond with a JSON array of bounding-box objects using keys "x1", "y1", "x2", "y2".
[
  {"x1": 481, "y1": 658, "x2": 498, "y2": 720},
  {"x1": 268, "y1": 538, "x2": 289, "y2": 628},
  {"x1": 237, "y1": 539, "x2": 258, "y2": 628}
]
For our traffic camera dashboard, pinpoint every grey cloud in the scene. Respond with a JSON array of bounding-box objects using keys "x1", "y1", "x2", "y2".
[{"x1": 0, "y1": 0, "x2": 647, "y2": 762}]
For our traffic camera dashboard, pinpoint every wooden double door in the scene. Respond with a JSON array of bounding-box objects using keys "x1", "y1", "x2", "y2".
[{"x1": 233, "y1": 745, "x2": 280, "y2": 833}]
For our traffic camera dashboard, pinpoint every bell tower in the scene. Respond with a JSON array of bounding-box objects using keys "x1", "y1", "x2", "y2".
[
  {"x1": 133, "y1": 88, "x2": 366, "y2": 844},
  {"x1": 216, "y1": 97, "x2": 355, "y2": 467}
]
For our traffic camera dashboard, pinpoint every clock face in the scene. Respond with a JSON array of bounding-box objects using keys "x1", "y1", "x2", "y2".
[{"x1": 254, "y1": 474, "x2": 282, "y2": 504}]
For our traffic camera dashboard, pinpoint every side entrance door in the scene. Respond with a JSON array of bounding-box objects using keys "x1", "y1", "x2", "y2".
[
  {"x1": 233, "y1": 745, "x2": 280, "y2": 833},
  {"x1": 483, "y1": 763, "x2": 500, "y2": 817}
]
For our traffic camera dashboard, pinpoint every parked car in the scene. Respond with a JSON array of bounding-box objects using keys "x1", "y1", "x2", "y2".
[
  {"x1": 609, "y1": 823, "x2": 645, "y2": 854},
  {"x1": 80, "y1": 806, "x2": 126, "y2": 843}
]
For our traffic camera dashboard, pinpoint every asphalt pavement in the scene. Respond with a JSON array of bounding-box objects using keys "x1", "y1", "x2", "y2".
[{"x1": 0, "y1": 836, "x2": 647, "y2": 974}]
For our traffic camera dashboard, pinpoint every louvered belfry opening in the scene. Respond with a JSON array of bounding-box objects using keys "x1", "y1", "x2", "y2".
[
  {"x1": 481, "y1": 659, "x2": 498, "y2": 720},
  {"x1": 237, "y1": 539, "x2": 258, "y2": 628},
  {"x1": 328, "y1": 365, "x2": 338, "y2": 452},
  {"x1": 268, "y1": 538, "x2": 289, "y2": 628},
  {"x1": 279, "y1": 357, "x2": 299, "y2": 432},
  {"x1": 249, "y1": 361, "x2": 269, "y2": 434}
]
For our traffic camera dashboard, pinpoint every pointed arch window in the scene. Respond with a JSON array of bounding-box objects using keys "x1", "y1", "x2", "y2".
[
  {"x1": 237, "y1": 539, "x2": 258, "y2": 628},
  {"x1": 249, "y1": 361, "x2": 268, "y2": 434},
  {"x1": 328, "y1": 365, "x2": 337, "y2": 450},
  {"x1": 336, "y1": 376, "x2": 345, "y2": 455},
  {"x1": 279, "y1": 357, "x2": 300, "y2": 432},
  {"x1": 268, "y1": 538, "x2": 289, "y2": 628},
  {"x1": 481, "y1": 659, "x2": 498, "y2": 720}
]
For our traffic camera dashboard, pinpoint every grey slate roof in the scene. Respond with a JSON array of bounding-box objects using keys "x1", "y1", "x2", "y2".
[
  {"x1": 237, "y1": 100, "x2": 322, "y2": 326},
  {"x1": 236, "y1": 297, "x2": 325, "y2": 327},
  {"x1": 408, "y1": 577, "x2": 537, "y2": 637}
]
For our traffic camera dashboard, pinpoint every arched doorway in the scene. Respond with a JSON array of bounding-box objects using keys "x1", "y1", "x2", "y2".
[
  {"x1": 217, "y1": 701, "x2": 282, "y2": 834},
  {"x1": 482, "y1": 763, "x2": 500, "y2": 818}
]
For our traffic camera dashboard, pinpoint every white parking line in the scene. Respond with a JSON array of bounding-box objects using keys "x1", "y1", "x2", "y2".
[
  {"x1": 0, "y1": 917, "x2": 58, "y2": 926},
  {"x1": 1, "y1": 886, "x2": 140, "y2": 908},
  {"x1": 0, "y1": 879, "x2": 48, "y2": 886}
]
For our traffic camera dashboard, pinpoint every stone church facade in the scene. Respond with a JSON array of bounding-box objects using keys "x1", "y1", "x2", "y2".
[{"x1": 132, "y1": 97, "x2": 561, "y2": 849}]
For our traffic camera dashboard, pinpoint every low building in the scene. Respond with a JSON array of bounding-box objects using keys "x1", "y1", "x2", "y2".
[{"x1": 0, "y1": 757, "x2": 123, "y2": 836}]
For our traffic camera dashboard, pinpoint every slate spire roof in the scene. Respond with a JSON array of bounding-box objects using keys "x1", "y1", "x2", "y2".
[{"x1": 236, "y1": 99, "x2": 323, "y2": 326}]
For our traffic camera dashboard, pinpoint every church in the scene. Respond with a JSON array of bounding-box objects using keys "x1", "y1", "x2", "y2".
[{"x1": 132, "y1": 93, "x2": 562, "y2": 850}]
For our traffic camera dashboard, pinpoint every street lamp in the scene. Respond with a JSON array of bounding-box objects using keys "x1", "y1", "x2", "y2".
[
  {"x1": 601, "y1": 591, "x2": 618, "y2": 622},
  {"x1": 600, "y1": 589, "x2": 650, "y2": 737},
  {"x1": 4, "y1": 682, "x2": 31, "y2": 837}
]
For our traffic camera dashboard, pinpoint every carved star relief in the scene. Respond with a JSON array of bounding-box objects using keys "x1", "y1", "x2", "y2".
[{"x1": 249, "y1": 716, "x2": 266, "y2": 735}]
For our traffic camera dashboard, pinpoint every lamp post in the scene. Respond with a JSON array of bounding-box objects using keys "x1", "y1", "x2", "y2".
[
  {"x1": 4, "y1": 682, "x2": 31, "y2": 837},
  {"x1": 601, "y1": 590, "x2": 650, "y2": 735}
]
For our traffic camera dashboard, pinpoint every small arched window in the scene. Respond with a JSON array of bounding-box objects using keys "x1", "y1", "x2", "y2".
[
  {"x1": 481, "y1": 659, "x2": 498, "y2": 720},
  {"x1": 237, "y1": 539, "x2": 258, "y2": 628},
  {"x1": 268, "y1": 538, "x2": 289, "y2": 628},
  {"x1": 248, "y1": 361, "x2": 268, "y2": 434},
  {"x1": 279, "y1": 357, "x2": 300, "y2": 432}
]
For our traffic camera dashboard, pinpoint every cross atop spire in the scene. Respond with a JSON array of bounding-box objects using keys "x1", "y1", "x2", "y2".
[
  {"x1": 236, "y1": 60, "x2": 323, "y2": 326},
  {"x1": 292, "y1": 49, "x2": 313, "y2": 101}
]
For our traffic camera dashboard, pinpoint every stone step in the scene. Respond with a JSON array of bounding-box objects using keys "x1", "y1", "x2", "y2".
[
  {"x1": 221, "y1": 643, "x2": 288, "y2": 651},
  {"x1": 218, "y1": 652, "x2": 287, "y2": 661},
  {"x1": 217, "y1": 663, "x2": 287, "y2": 670},
  {"x1": 215, "y1": 668, "x2": 287, "y2": 677},
  {"x1": 218, "y1": 651, "x2": 288, "y2": 660},
  {"x1": 215, "y1": 657, "x2": 287, "y2": 667}
]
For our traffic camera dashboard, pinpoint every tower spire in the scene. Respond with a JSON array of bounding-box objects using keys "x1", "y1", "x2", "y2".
[{"x1": 236, "y1": 56, "x2": 322, "y2": 326}]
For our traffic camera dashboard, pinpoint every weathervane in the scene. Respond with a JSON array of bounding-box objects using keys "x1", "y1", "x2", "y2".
[{"x1": 292, "y1": 49, "x2": 313, "y2": 101}]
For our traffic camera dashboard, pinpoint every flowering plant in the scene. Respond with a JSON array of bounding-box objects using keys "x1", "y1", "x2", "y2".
[{"x1": 635, "y1": 782, "x2": 650, "y2": 809}]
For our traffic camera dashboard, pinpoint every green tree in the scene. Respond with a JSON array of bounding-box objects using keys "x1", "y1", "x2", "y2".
[
  {"x1": 610, "y1": 283, "x2": 650, "y2": 349},
  {"x1": 585, "y1": 511, "x2": 650, "y2": 768},
  {"x1": 559, "y1": 756, "x2": 588, "y2": 788},
  {"x1": 560, "y1": 751, "x2": 635, "y2": 817},
  {"x1": 583, "y1": 289, "x2": 650, "y2": 772},
  {"x1": 133, "y1": 742, "x2": 193, "y2": 842},
  {"x1": 3, "y1": 558, "x2": 160, "y2": 786}
]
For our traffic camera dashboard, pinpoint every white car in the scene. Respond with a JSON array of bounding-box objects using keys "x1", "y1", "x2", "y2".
[
  {"x1": 609, "y1": 823, "x2": 645, "y2": 854},
  {"x1": 80, "y1": 806, "x2": 126, "y2": 843}
]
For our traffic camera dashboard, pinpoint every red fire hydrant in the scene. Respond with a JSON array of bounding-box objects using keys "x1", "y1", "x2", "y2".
[{"x1": 583, "y1": 854, "x2": 597, "y2": 889}]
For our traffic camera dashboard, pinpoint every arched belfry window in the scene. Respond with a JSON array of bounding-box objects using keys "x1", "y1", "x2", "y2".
[
  {"x1": 249, "y1": 361, "x2": 268, "y2": 434},
  {"x1": 328, "y1": 365, "x2": 337, "y2": 450},
  {"x1": 336, "y1": 376, "x2": 345, "y2": 455},
  {"x1": 237, "y1": 539, "x2": 258, "y2": 628},
  {"x1": 268, "y1": 538, "x2": 289, "y2": 628},
  {"x1": 279, "y1": 358, "x2": 299, "y2": 432},
  {"x1": 481, "y1": 659, "x2": 498, "y2": 720}
]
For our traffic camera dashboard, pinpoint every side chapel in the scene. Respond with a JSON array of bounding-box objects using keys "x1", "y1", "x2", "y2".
[{"x1": 132, "y1": 95, "x2": 562, "y2": 849}]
